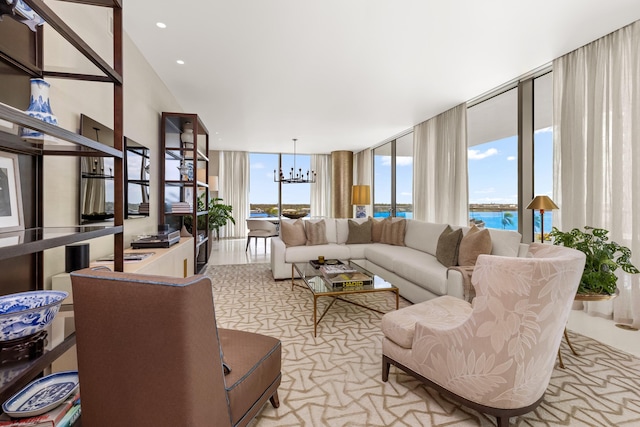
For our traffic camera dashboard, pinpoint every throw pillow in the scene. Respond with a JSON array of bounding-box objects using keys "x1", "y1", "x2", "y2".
[
  {"x1": 370, "y1": 217, "x2": 388, "y2": 243},
  {"x1": 435, "y1": 225, "x2": 463, "y2": 267},
  {"x1": 280, "y1": 219, "x2": 307, "y2": 247},
  {"x1": 380, "y1": 218, "x2": 406, "y2": 246},
  {"x1": 458, "y1": 225, "x2": 492, "y2": 266},
  {"x1": 346, "y1": 219, "x2": 372, "y2": 244},
  {"x1": 305, "y1": 220, "x2": 329, "y2": 246}
]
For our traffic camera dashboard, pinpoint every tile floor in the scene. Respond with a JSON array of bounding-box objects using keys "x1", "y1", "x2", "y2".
[{"x1": 208, "y1": 237, "x2": 640, "y2": 358}]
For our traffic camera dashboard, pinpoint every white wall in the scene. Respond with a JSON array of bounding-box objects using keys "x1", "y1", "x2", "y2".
[{"x1": 41, "y1": 3, "x2": 183, "y2": 286}]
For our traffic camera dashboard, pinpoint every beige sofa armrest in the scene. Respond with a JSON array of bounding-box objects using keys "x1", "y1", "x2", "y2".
[{"x1": 447, "y1": 266, "x2": 476, "y2": 302}]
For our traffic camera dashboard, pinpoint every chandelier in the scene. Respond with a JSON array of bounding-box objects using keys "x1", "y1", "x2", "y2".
[{"x1": 274, "y1": 138, "x2": 316, "y2": 184}]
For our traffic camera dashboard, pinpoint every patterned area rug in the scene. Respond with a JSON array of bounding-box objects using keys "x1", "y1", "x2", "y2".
[{"x1": 205, "y1": 263, "x2": 640, "y2": 426}]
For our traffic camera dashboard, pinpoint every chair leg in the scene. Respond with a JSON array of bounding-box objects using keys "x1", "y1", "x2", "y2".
[
  {"x1": 264, "y1": 237, "x2": 267, "y2": 252},
  {"x1": 269, "y1": 391, "x2": 280, "y2": 408},
  {"x1": 496, "y1": 416, "x2": 510, "y2": 427},
  {"x1": 382, "y1": 355, "x2": 390, "y2": 382},
  {"x1": 245, "y1": 237, "x2": 251, "y2": 251}
]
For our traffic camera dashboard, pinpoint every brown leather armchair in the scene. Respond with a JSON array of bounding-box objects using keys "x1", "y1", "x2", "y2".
[{"x1": 70, "y1": 267, "x2": 281, "y2": 427}]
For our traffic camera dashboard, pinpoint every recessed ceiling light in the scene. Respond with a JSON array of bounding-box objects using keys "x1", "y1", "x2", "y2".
[
  {"x1": 156, "y1": 22, "x2": 166, "y2": 29},
  {"x1": 176, "y1": 60, "x2": 185, "y2": 65}
]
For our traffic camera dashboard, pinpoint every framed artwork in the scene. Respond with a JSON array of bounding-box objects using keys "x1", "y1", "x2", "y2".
[{"x1": 0, "y1": 152, "x2": 24, "y2": 232}]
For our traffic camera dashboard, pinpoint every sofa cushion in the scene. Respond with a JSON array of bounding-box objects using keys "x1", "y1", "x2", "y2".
[
  {"x1": 404, "y1": 221, "x2": 449, "y2": 256},
  {"x1": 284, "y1": 243, "x2": 351, "y2": 264},
  {"x1": 435, "y1": 225, "x2": 463, "y2": 267},
  {"x1": 458, "y1": 225, "x2": 492, "y2": 266},
  {"x1": 280, "y1": 219, "x2": 306, "y2": 247},
  {"x1": 336, "y1": 218, "x2": 367, "y2": 244},
  {"x1": 363, "y1": 243, "x2": 398, "y2": 272},
  {"x1": 346, "y1": 219, "x2": 372, "y2": 244},
  {"x1": 394, "y1": 252, "x2": 449, "y2": 296},
  {"x1": 487, "y1": 228, "x2": 522, "y2": 257},
  {"x1": 370, "y1": 217, "x2": 388, "y2": 242},
  {"x1": 380, "y1": 218, "x2": 406, "y2": 246},
  {"x1": 305, "y1": 220, "x2": 328, "y2": 246}
]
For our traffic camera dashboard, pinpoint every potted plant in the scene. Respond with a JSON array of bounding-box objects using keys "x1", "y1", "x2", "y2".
[
  {"x1": 184, "y1": 194, "x2": 236, "y2": 240},
  {"x1": 549, "y1": 226, "x2": 639, "y2": 295}
]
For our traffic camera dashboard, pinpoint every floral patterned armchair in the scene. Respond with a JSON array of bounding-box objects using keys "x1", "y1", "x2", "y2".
[{"x1": 381, "y1": 243, "x2": 585, "y2": 426}]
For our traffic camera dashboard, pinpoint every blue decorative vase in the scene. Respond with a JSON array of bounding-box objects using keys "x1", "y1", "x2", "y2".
[{"x1": 21, "y1": 78, "x2": 58, "y2": 139}]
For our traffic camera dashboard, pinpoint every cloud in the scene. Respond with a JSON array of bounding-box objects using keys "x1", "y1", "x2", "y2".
[
  {"x1": 507, "y1": 156, "x2": 516, "y2": 161},
  {"x1": 468, "y1": 148, "x2": 498, "y2": 160},
  {"x1": 535, "y1": 126, "x2": 552, "y2": 134},
  {"x1": 396, "y1": 157, "x2": 413, "y2": 167},
  {"x1": 473, "y1": 187, "x2": 496, "y2": 194},
  {"x1": 400, "y1": 191, "x2": 412, "y2": 197},
  {"x1": 251, "y1": 162, "x2": 265, "y2": 169},
  {"x1": 380, "y1": 156, "x2": 392, "y2": 166}
]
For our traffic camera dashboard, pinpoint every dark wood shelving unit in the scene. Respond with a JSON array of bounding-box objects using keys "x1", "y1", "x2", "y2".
[
  {"x1": 0, "y1": 0, "x2": 124, "y2": 422},
  {"x1": 160, "y1": 112, "x2": 210, "y2": 273}
]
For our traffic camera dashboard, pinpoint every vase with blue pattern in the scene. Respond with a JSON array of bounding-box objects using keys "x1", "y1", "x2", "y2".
[{"x1": 21, "y1": 78, "x2": 58, "y2": 139}]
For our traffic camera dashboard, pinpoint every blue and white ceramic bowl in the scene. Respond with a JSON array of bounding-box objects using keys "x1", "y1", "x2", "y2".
[{"x1": 0, "y1": 291, "x2": 68, "y2": 342}]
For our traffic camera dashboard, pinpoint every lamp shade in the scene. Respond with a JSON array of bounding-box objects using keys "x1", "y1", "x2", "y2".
[
  {"x1": 209, "y1": 176, "x2": 219, "y2": 192},
  {"x1": 351, "y1": 185, "x2": 371, "y2": 205},
  {"x1": 526, "y1": 195, "x2": 558, "y2": 210}
]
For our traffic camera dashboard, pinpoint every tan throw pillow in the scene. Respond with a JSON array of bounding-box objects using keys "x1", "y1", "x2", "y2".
[
  {"x1": 380, "y1": 218, "x2": 406, "y2": 246},
  {"x1": 458, "y1": 225, "x2": 492, "y2": 266},
  {"x1": 280, "y1": 219, "x2": 307, "y2": 247},
  {"x1": 346, "y1": 219, "x2": 372, "y2": 244},
  {"x1": 305, "y1": 220, "x2": 328, "y2": 246},
  {"x1": 436, "y1": 225, "x2": 463, "y2": 267},
  {"x1": 370, "y1": 217, "x2": 388, "y2": 243}
]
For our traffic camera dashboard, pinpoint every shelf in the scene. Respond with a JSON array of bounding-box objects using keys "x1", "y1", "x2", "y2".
[
  {"x1": 0, "y1": 103, "x2": 122, "y2": 158},
  {"x1": 0, "y1": 226, "x2": 123, "y2": 261},
  {"x1": 0, "y1": 332, "x2": 76, "y2": 405}
]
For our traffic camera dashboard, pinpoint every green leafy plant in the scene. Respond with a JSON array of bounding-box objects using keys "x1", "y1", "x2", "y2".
[
  {"x1": 549, "y1": 226, "x2": 639, "y2": 295},
  {"x1": 184, "y1": 194, "x2": 235, "y2": 239}
]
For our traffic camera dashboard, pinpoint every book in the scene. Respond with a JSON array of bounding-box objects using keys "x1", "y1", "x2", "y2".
[
  {"x1": 323, "y1": 271, "x2": 372, "y2": 287},
  {"x1": 56, "y1": 403, "x2": 80, "y2": 427},
  {"x1": 0, "y1": 392, "x2": 80, "y2": 427},
  {"x1": 319, "y1": 264, "x2": 357, "y2": 276}
]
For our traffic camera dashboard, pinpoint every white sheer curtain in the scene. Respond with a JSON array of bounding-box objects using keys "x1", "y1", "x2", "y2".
[
  {"x1": 218, "y1": 151, "x2": 249, "y2": 238},
  {"x1": 412, "y1": 103, "x2": 468, "y2": 225},
  {"x1": 310, "y1": 154, "x2": 331, "y2": 218},
  {"x1": 553, "y1": 20, "x2": 640, "y2": 327}
]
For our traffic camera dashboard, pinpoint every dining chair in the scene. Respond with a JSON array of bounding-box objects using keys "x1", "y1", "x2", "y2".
[{"x1": 246, "y1": 219, "x2": 279, "y2": 252}]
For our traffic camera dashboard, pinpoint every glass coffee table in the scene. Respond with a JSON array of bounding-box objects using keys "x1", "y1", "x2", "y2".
[{"x1": 292, "y1": 260, "x2": 399, "y2": 336}]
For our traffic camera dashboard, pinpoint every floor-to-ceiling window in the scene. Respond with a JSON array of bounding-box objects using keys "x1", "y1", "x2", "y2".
[
  {"x1": 249, "y1": 152, "x2": 312, "y2": 218},
  {"x1": 466, "y1": 72, "x2": 553, "y2": 240},
  {"x1": 467, "y1": 88, "x2": 519, "y2": 230},
  {"x1": 373, "y1": 132, "x2": 413, "y2": 218}
]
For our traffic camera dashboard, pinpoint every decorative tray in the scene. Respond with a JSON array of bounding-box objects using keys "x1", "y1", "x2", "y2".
[{"x1": 2, "y1": 371, "x2": 79, "y2": 417}]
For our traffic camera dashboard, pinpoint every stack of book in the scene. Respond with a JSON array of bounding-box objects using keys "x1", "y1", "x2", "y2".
[
  {"x1": 167, "y1": 202, "x2": 192, "y2": 214},
  {"x1": 0, "y1": 392, "x2": 81, "y2": 427},
  {"x1": 319, "y1": 264, "x2": 372, "y2": 287},
  {"x1": 138, "y1": 202, "x2": 149, "y2": 214}
]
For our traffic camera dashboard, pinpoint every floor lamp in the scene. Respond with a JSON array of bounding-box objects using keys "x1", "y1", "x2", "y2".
[
  {"x1": 351, "y1": 185, "x2": 370, "y2": 218},
  {"x1": 526, "y1": 195, "x2": 558, "y2": 243}
]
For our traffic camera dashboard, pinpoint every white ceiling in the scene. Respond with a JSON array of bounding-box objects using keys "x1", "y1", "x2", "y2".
[{"x1": 122, "y1": 1, "x2": 640, "y2": 155}]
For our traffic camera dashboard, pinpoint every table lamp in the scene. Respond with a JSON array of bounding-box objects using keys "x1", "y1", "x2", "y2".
[
  {"x1": 351, "y1": 185, "x2": 371, "y2": 218},
  {"x1": 526, "y1": 195, "x2": 558, "y2": 243}
]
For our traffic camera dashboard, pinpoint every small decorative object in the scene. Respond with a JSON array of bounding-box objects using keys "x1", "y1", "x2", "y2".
[
  {"x1": 549, "y1": 226, "x2": 639, "y2": 295},
  {"x1": 21, "y1": 78, "x2": 58, "y2": 140},
  {"x1": 317, "y1": 256, "x2": 325, "y2": 265},
  {"x1": 180, "y1": 121, "x2": 194, "y2": 148},
  {"x1": 0, "y1": 291, "x2": 68, "y2": 341},
  {"x1": 282, "y1": 210, "x2": 307, "y2": 219},
  {"x1": 1, "y1": 0, "x2": 45, "y2": 32},
  {"x1": 2, "y1": 371, "x2": 79, "y2": 417},
  {"x1": 177, "y1": 161, "x2": 191, "y2": 181}
]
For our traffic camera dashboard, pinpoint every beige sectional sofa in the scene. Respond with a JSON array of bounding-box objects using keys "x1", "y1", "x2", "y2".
[{"x1": 270, "y1": 217, "x2": 528, "y2": 303}]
